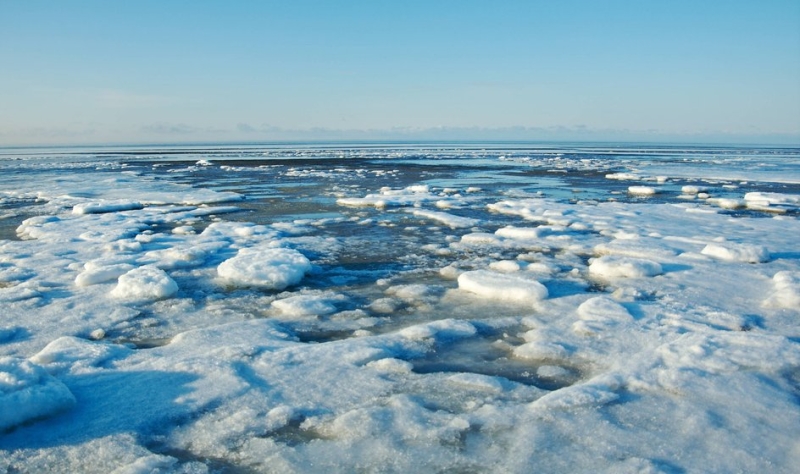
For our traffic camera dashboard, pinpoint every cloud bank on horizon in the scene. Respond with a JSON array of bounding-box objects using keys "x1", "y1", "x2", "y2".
[{"x1": 1, "y1": 0, "x2": 799, "y2": 146}]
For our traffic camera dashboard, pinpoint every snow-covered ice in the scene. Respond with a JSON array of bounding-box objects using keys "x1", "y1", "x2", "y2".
[{"x1": 1, "y1": 143, "x2": 799, "y2": 473}]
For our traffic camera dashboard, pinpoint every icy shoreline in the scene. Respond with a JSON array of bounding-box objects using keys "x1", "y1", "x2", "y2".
[{"x1": 1, "y1": 145, "x2": 799, "y2": 473}]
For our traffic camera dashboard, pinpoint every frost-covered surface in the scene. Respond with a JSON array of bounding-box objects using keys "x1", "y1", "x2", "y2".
[{"x1": 1, "y1": 144, "x2": 799, "y2": 473}]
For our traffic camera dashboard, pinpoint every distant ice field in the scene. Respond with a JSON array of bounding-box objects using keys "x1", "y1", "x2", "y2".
[{"x1": 1, "y1": 143, "x2": 799, "y2": 473}]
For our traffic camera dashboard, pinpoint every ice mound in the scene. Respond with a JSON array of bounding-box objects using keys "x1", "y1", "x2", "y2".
[
  {"x1": 110, "y1": 265, "x2": 179, "y2": 300},
  {"x1": 701, "y1": 242, "x2": 770, "y2": 263},
  {"x1": 72, "y1": 200, "x2": 144, "y2": 215},
  {"x1": 589, "y1": 255, "x2": 663, "y2": 278},
  {"x1": 457, "y1": 270, "x2": 548, "y2": 304},
  {"x1": 763, "y1": 271, "x2": 800, "y2": 309},
  {"x1": 217, "y1": 247, "x2": 312, "y2": 290},
  {"x1": 627, "y1": 186, "x2": 657, "y2": 196},
  {"x1": 0, "y1": 357, "x2": 76, "y2": 431}
]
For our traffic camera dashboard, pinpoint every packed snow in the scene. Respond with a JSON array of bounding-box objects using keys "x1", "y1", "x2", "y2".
[{"x1": 1, "y1": 143, "x2": 799, "y2": 473}]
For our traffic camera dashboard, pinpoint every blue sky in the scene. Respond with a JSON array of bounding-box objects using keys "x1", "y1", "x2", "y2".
[{"x1": 1, "y1": 0, "x2": 799, "y2": 145}]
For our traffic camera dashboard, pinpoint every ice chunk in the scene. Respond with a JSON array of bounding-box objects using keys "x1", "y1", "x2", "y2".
[
  {"x1": 75, "y1": 262, "x2": 135, "y2": 287},
  {"x1": 110, "y1": 265, "x2": 179, "y2": 300},
  {"x1": 407, "y1": 209, "x2": 479, "y2": 228},
  {"x1": 489, "y1": 260, "x2": 522, "y2": 273},
  {"x1": 513, "y1": 341, "x2": 568, "y2": 361},
  {"x1": 72, "y1": 200, "x2": 144, "y2": 215},
  {"x1": 744, "y1": 192, "x2": 800, "y2": 212},
  {"x1": 495, "y1": 226, "x2": 548, "y2": 240},
  {"x1": 707, "y1": 198, "x2": 745, "y2": 209},
  {"x1": 530, "y1": 376, "x2": 621, "y2": 410},
  {"x1": 447, "y1": 373, "x2": 505, "y2": 393},
  {"x1": 366, "y1": 358, "x2": 414, "y2": 374},
  {"x1": 764, "y1": 271, "x2": 800, "y2": 308},
  {"x1": 627, "y1": 186, "x2": 658, "y2": 196},
  {"x1": 217, "y1": 247, "x2": 311, "y2": 289},
  {"x1": 589, "y1": 255, "x2": 663, "y2": 278},
  {"x1": 458, "y1": 270, "x2": 548, "y2": 304},
  {"x1": 701, "y1": 242, "x2": 769, "y2": 263},
  {"x1": 681, "y1": 185, "x2": 707, "y2": 195},
  {"x1": 0, "y1": 357, "x2": 76, "y2": 431},
  {"x1": 272, "y1": 293, "x2": 342, "y2": 317}
]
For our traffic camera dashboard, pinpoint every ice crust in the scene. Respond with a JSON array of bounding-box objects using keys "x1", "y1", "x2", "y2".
[{"x1": 1, "y1": 146, "x2": 800, "y2": 473}]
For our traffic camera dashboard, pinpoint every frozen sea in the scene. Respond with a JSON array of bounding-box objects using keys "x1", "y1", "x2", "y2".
[{"x1": 1, "y1": 142, "x2": 799, "y2": 473}]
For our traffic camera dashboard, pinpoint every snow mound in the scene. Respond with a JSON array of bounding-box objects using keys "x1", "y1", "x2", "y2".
[
  {"x1": 110, "y1": 265, "x2": 179, "y2": 300},
  {"x1": 0, "y1": 357, "x2": 76, "y2": 431},
  {"x1": 458, "y1": 270, "x2": 548, "y2": 304},
  {"x1": 217, "y1": 247, "x2": 312, "y2": 290},
  {"x1": 701, "y1": 242, "x2": 770, "y2": 263},
  {"x1": 589, "y1": 256, "x2": 663, "y2": 278},
  {"x1": 764, "y1": 271, "x2": 800, "y2": 309}
]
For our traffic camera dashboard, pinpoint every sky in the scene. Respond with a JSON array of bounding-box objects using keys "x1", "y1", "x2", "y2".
[{"x1": 1, "y1": 0, "x2": 799, "y2": 146}]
